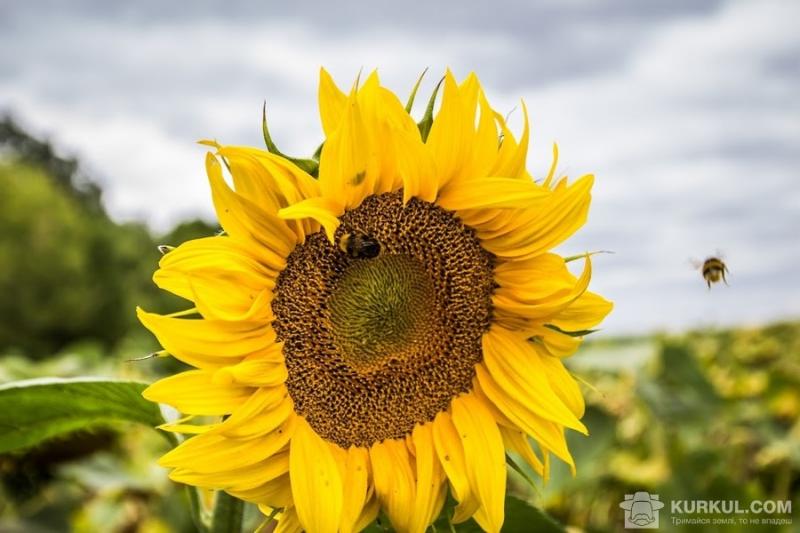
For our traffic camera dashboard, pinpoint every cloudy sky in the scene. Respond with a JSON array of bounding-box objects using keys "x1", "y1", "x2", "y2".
[{"x1": 2, "y1": 0, "x2": 799, "y2": 335}]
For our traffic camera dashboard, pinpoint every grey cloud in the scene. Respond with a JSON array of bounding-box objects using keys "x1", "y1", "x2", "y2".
[{"x1": 1, "y1": 0, "x2": 798, "y2": 335}]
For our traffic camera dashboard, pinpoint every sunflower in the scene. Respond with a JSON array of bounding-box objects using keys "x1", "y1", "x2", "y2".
[{"x1": 140, "y1": 69, "x2": 612, "y2": 533}]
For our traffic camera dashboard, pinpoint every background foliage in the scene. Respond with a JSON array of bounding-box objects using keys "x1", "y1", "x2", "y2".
[{"x1": 0, "y1": 120, "x2": 797, "y2": 531}]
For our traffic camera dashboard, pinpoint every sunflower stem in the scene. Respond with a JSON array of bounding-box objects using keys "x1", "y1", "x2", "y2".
[
  {"x1": 210, "y1": 491, "x2": 244, "y2": 533},
  {"x1": 447, "y1": 513, "x2": 457, "y2": 533},
  {"x1": 186, "y1": 485, "x2": 210, "y2": 533}
]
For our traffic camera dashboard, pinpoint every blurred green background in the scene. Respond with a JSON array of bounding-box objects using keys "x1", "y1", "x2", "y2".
[{"x1": 0, "y1": 119, "x2": 797, "y2": 532}]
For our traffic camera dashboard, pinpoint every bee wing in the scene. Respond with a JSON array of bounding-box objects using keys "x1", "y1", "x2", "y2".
[{"x1": 688, "y1": 257, "x2": 703, "y2": 270}]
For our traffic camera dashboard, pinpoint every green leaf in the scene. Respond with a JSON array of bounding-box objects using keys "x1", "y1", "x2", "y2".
[
  {"x1": 425, "y1": 495, "x2": 564, "y2": 533},
  {"x1": 638, "y1": 341, "x2": 720, "y2": 423},
  {"x1": 502, "y1": 496, "x2": 565, "y2": 533},
  {"x1": 0, "y1": 377, "x2": 166, "y2": 453}
]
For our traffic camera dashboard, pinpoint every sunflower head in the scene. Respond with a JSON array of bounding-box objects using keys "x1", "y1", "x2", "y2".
[{"x1": 140, "y1": 69, "x2": 612, "y2": 533}]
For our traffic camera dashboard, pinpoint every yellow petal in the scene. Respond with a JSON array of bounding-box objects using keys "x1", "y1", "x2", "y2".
[
  {"x1": 213, "y1": 356, "x2": 288, "y2": 388},
  {"x1": 158, "y1": 235, "x2": 281, "y2": 279},
  {"x1": 528, "y1": 324, "x2": 583, "y2": 358},
  {"x1": 499, "y1": 426, "x2": 545, "y2": 477},
  {"x1": 339, "y1": 446, "x2": 370, "y2": 533},
  {"x1": 142, "y1": 370, "x2": 252, "y2": 415},
  {"x1": 457, "y1": 73, "x2": 481, "y2": 126},
  {"x1": 157, "y1": 276, "x2": 271, "y2": 322},
  {"x1": 214, "y1": 385, "x2": 294, "y2": 438},
  {"x1": 468, "y1": 90, "x2": 500, "y2": 179},
  {"x1": 371, "y1": 84, "x2": 419, "y2": 133},
  {"x1": 219, "y1": 397, "x2": 295, "y2": 439},
  {"x1": 356, "y1": 75, "x2": 399, "y2": 196},
  {"x1": 437, "y1": 177, "x2": 548, "y2": 211},
  {"x1": 290, "y1": 417, "x2": 344, "y2": 533},
  {"x1": 470, "y1": 207, "x2": 527, "y2": 235},
  {"x1": 493, "y1": 253, "x2": 570, "y2": 289},
  {"x1": 224, "y1": 152, "x2": 290, "y2": 213},
  {"x1": 218, "y1": 146, "x2": 318, "y2": 241},
  {"x1": 393, "y1": 127, "x2": 437, "y2": 204},
  {"x1": 456, "y1": 206, "x2": 509, "y2": 231},
  {"x1": 219, "y1": 145, "x2": 319, "y2": 206},
  {"x1": 211, "y1": 385, "x2": 289, "y2": 435},
  {"x1": 231, "y1": 473, "x2": 292, "y2": 508},
  {"x1": 549, "y1": 290, "x2": 614, "y2": 332},
  {"x1": 479, "y1": 174, "x2": 593, "y2": 259},
  {"x1": 137, "y1": 308, "x2": 276, "y2": 369},
  {"x1": 534, "y1": 345, "x2": 585, "y2": 418},
  {"x1": 353, "y1": 493, "x2": 381, "y2": 533},
  {"x1": 493, "y1": 256, "x2": 592, "y2": 322},
  {"x1": 482, "y1": 327, "x2": 586, "y2": 432},
  {"x1": 410, "y1": 423, "x2": 446, "y2": 533},
  {"x1": 318, "y1": 87, "x2": 379, "y2": 210},
  {"x1": 355, "y1": 71, "x2": 421, "y2": 196},
  {"x1": 154, "y1": 270, "x2": 273, "y2": 323},
  {"x1": 278, "y1": 196, "x2": 342, "y2": 244},
  {"x1": 426, "y1": 70, "x2": 473, "y2": 187},
  {"x1": 370, "y1": 438, "x2": 416, "y2": 532},
  {"x1": 169, "y1": 451, "x2": 289, "y2": 491},
  {"x1": 206, "y1": 153, "x2": 297, "y2": 258},
  {"x1": 431, "y1": 411, "x2": 479, "y2": 523},
  {"x1": 475, "y1": 364, "x2": 575, "y2": 468},
  {"x1": 450, "y1": 393, "x2": 506, "y2": 533},
  {"x1": 490, "y1": 101, "x2": 530, "y2": 179},
  {"x1": 543, "y1": 143, "x2": 560, "y2": 189},
  {"x1": 156, "y1": 421, "x2": 217, "y2": 434},
  {"x1": 274, "y1": 505, "x2": 303, "y2": 533},
  {"x1": 160, "y1": 415, "x2": 295, "y2": 472},
  {"x1": 319, "y1": 68, "x2": 347, "y2": 137}
]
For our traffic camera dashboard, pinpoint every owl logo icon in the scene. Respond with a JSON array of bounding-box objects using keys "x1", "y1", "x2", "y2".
[{"x1": 619, "y1": 491, "x2": 664, "y2": 529}]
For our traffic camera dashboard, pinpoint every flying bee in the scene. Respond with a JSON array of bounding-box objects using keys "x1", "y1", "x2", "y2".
[
  {"x1": 338, "y1": 232, "x2": 381, "y2": 259},
  {"x1": 691, "y1": 254, "x2": 729, "y2": 289}
]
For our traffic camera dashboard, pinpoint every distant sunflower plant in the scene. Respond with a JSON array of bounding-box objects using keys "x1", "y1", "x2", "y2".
[{"x1": 139, "y1": 69, "x2": 612, "y2": 533}]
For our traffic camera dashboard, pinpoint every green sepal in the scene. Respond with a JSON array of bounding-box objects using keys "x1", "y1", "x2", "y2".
[
  {"x1": 312, "y1": 142, "x2": 324, "y2": 162},
  {"x1": 506, "y1": 453, "x2": 539, "y2": 492},
  {"x1": 544, "y1": 324, "x2": 600, "y2": 337},
  {"x1": 417, "y1": 76, "x2": 444, "y2": 142},
  {"x1": 262, "y1": 102, "x2": 320, "y2": 177},
  {"x1": 405, "y1": 67, "x2": 429, "y2": 113},
  {"x1": 563, "y1": 250, "x2": 614, "y2": 263}
]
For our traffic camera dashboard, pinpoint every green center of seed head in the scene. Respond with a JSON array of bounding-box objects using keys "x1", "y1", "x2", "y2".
[{"x1": 327, "y1": 254, "x2": 438, "y2": 373}]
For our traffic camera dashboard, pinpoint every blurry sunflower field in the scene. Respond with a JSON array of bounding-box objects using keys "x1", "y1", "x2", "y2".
[
  {"x1": 2, "y1": 317, "x2": 798, "y2": 532},
  {"x1": 0, "y1": 118, "x2": 798, "y2": 532}
]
